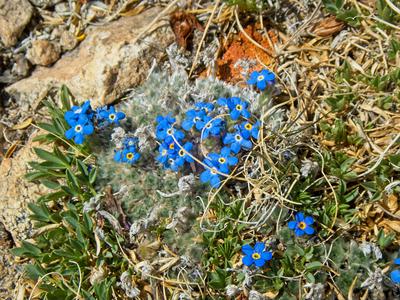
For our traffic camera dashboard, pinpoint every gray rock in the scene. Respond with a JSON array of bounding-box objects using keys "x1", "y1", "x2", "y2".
[
  {"x1": 6, "y1": 7, "x2": 174, "y2": 109},
  {"x1": 0, "y1": 0, "x2": 33, "y2": 47},
  {"x1": 59, "y1": 30, "x2": 78, "y2": 51},
  {"x1": 27, "y1": 40, "x2": 61, "y2": 66},
  {"x1": 29, "y1": 0, "x2": 62, "y2": 8}
]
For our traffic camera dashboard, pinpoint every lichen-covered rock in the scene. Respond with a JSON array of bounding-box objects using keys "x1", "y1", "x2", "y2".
[
  {"x1": 0, "y1": 0, "x2": 33, "y2": 47},
  {"x1": 0, "y1": 132, "x2": 49, "y2": 242},
  {"x1": 27, "y1": 40, "x2": 61, "y2": 66},
  {"x1": 5, "y1": 7, "x2": 174, "y2": 109}
]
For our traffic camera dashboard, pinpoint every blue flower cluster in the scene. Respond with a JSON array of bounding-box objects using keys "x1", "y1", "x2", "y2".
[
  {"x1": 64, "y1": 100, "x2": 126, "y2": 145},
  {"x1": 155, "y1": 115, "x2": 194, "y2": 172},
  {"x1": 114, "y1": 137, "x2": 140, "y2": 165},
  {"x1": 155, "y1": 97, "x2": 261, "y2": 188},
  {"x1": 154, "y1": 69, "x2": 277, "y2": 188},
  {"x1": 64, "y1": 101, "x2": 94, "y2": 144}
]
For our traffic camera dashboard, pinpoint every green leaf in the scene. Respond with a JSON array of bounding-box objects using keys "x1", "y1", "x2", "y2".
[
  {"x1": 305, "y1": 261, "x2": 323, "y2": 271},
  {"x1": 66, "y1": 169, "x2": 80, "y2": 194},
  {"x1": 11, "y1": 241, "x2": 42, "y2": 258},
  {"x1": 28, "y1": 202, "x2": 51, "y2": 222},
  {"x1": 34, "y1": 148, "x2": 69, "y2": 168},
  {"x1": 60, "y1": 85, "x2": 73, "y2": 110},
  {"x1": 25, "y1": 264, "x2": 46, "y2": 280}
]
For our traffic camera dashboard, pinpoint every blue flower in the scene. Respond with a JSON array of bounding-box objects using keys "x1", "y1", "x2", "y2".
[
  {"x1": 123, "y1": 137, "x2": 138, "y2": 148},
  {"x1": 64, "y1": 118, "x2": 94, "y2": 144},
  {"x1": 227, "y1": 97, "x2": 251, "y2": 120},
  {"x1": 217, "y1": 97, "x2": 233, "y2": 108},
  {"x1": 288, "y1": 212, "x2": 315, "y2": 236},
  {"x1": 237, "y1": 120, "x2": 260, "y2": 140},
  {"x1": 98, "y1": 106, "x2": 125, "y2": 125},
  {"x1": 242, "y1": 242, "x2": 272, "y2": 268},
  {"x1": 155, "y1": 115, "x2": 184, "y2": 141},
  {"x1": 195, "y1": 102, "x2": 214, "y2": 113},
  {"x1": 208, "y1": 147, "x2": 238, "y2": 173},
  {"x1": 247, "y1": 69, "x2": 275, "y2": 91},
  {"x1": 200, "y1": 159, "x2": 226, "y2": 188},
  {"x1": 174, "y1": 142, "x2": 194, "y2": 168},
  {"x1": 64, "y1": 100, "x2": 93, "y2": 126},
  {"x1": 201, "y1": 118, "x2": 224, "y2": 139},
  {"x1": 182, "y1": 109, "x2": 207, "y2": 131},
  {"x1": 114, "y1": 145, "x2": 140, "y2": 165},
  {"x1": 390, "y1": 258, "x2": 400, "y2": 284},
  {"x1": 223, "y1": 130, "x2": 252, "y2": 154},
  {"x1": 122, "y1": 147, "x2": 140, "y2": 164}
]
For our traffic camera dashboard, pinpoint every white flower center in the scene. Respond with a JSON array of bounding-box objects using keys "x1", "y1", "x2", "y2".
[
  {"x1": 109, "y1": 113, "x2": 116, "y2": 120},
  {"x1": 75, "y1": 125, "x2": 83, "y2": 132},
  {"x1": 257, "y1": 75, "x2": 265, "y2": 81},
  {"x1": 179, "y1": 149, "x2": 185, "y2": 157},
  {"x1": 235, "y1": 134, "x2": 242, "y2": 141},
  {"x1": 74, "y1": 108, "x2": 82, "y2": 114},
  {"x1": 210, "y1": 168, "x2": 218, "y2": 174}
]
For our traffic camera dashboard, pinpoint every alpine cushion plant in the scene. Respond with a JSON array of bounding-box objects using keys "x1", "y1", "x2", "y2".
[
  {"x1": 288, "y1": 212, "x2": 315, "y2": 236},
  {"x1": 247, "y1": 69, "x2": 276, "y2": 91},
  {"x1": 391, "y1": 258, "x2": 400, "y2": 284},
  {"x1": 242, "y1": 242, "x2": 273, "y2": 268}
]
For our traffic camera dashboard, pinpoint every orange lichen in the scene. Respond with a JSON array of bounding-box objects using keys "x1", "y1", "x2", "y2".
[{"x1": 217, "y1": 24, "x2": 276, "y2": 83}]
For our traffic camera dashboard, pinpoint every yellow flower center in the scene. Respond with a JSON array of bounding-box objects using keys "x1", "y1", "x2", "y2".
[
  {"x1": 236, "y1": 104, "x2": 242, "y2": 111},
  {"x1": 218, "y1": 157, "x2": 226, "y2": 164},
  {"x1": 169, "y1": 143, "x2": 175, "y2": 150},
  {"x1": 109, "y1": 114, "x2": 116, "y2": 120},
  {"x1": 245, "y1": 123, "x2": 252, "y2": 130},
  {"x1": 126, "y1": 152, "x2": 134, "y2": 160},
  {"x1": 75, "y1": 125, "x2": 82, "y2": 132},
  {"x1": 252, "y1": 253, "x2": 261, "y2": 260},
  {"x1": 298, "y1": 222, "x2": 306, "y2": 230}
]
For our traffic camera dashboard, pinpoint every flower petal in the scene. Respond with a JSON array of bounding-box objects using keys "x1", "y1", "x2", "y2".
[
  {"x1": 65, "y1": 128, "x2": 75, "y2": 139},
  {"x1": 83, "y1": 124, "x2": 94, "y2": 135},
  {"x1": 295, "y1": 212, "x2": 305, "y2": 222},
  {"x1": 200, "y1": 170, "x2": 210, "y2": 183},
  {"x1": 74, "y1": 133, "x2": 84, "y2": 145},
  {"x1": 295, "y1": 228, "x2": 305, "y2": 237},
  {"x1": 288, "y1": 220, "x2": 297, "y2": 230},
  {"x1": 261, "y1": 251, "x2": 272, "y2": 261},
  {"x1": 257, "y1": 80, "x2": 267, "y2": 91},
  {"x1": 116, "y1": 112, "x2": 125, "y2": 120},
  {"x1": 304, "y1": 226, "x2": 315, "y2": 235},
  {"x1": 242, "y1": 255, "x2": 254, "y2": 267},
  {"x1": 230, "y1": 109, "x2": 240, "y2": 120},
  {"x1": 305, "y1": 216, "x2": 314, "y2": 225},
  {"x1": 254, "y1": 242, "x2": 265, "y2": 253},
  {"x1": 391, "y1": 270, "x2": 400, "y2": 284},
  {"x1": 254, "y1": 258, "x2": 266, "y2": 268},
  {"x1": 210, "y1": 175, "x2": 221, "y2": 188},
  {"x1": 395, "y1": 258, "x2": 400, "y2": 265},
  {"x1": 242, "y1": 244, "x2": 254, "y2": 255}
]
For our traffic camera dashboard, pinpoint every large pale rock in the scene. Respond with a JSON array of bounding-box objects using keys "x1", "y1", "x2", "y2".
[
  {"x1": 0, "y1": 132, "x2": 48, "y2": 242},
  {"x1": 6, "y1": 7, "x2": 174, "y2": 108},
  {"x1": 0, "y1": 0, "x2": 33, "y2": 47}
]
